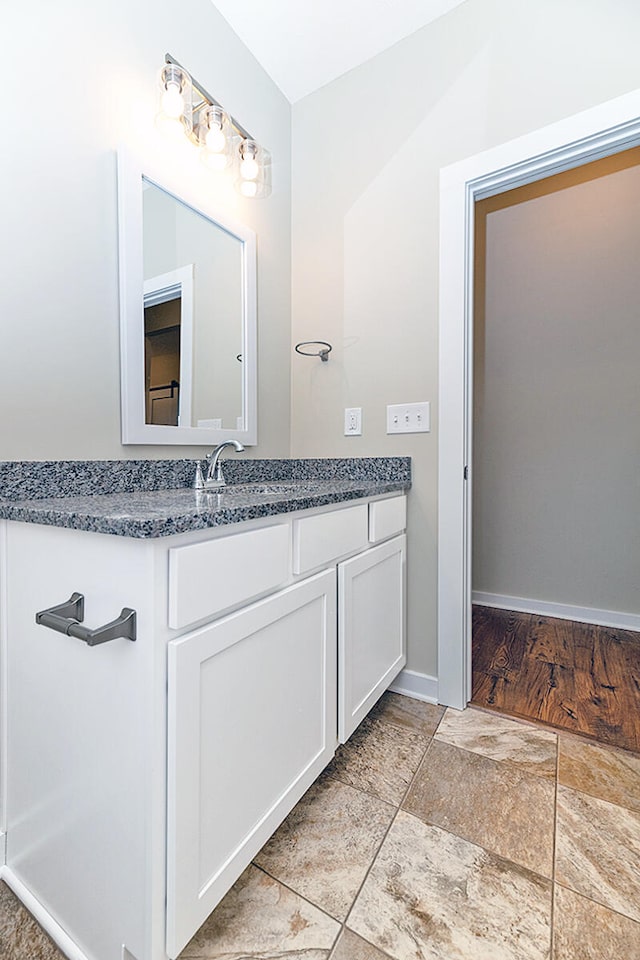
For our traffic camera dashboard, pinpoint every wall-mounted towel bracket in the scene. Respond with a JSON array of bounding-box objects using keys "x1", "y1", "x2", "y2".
[
  {"x1": 295, "y1": 341, "x2": 332, "y2": 362},
  {"x1": 36, "y1": 592, "x2": 137, "y2": 646}
]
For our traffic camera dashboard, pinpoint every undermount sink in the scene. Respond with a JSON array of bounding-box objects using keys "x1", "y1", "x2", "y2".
[{"x1": 226, "y1": 481, "x2": 328, "y2": 496}]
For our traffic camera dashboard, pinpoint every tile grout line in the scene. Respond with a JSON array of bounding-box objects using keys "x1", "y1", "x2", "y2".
[
  {"x1": 249, "y1": 861, "x2": 346, "y2": 933},
  {"x1": 253, "y1": 709, "x2": 441, "y2": 960},
  {"x1": 331, "y1": 732, "x2": 439, "y2": 959},
  {"x1": 330, "y1": 705, "x2": 452, "y2": 954},
  {"x1": 401, "y1": 742, "x2": 557, "y2": 886},
  {"x1": 321, "y1": 769, "x2": 413, "y2": 809},
  {"x1": 432, "y1": 732, "x2": 557, "y2": 783},
  {"x1": 553, "y1": 879, "x2": 640, "y2": 926}
]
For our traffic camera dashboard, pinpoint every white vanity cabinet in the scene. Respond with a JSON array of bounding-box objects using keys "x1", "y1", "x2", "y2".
[
  {"x1": 166, "y1": 570, "x2": 336, "y2": 957},
  {"x1": 0, "y1": 492, "x2": 407, "y2": 960}
]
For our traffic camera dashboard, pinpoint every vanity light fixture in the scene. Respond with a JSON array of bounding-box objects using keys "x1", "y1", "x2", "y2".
[
  {"x1": 156, "y1": 62, "x2": 193, "y2": 138},
  {"x1": 198, "y1": 105, "x2": 232, "y2": 171},
  {"x1": 156, "y1": 53, "x2": 271, "y2": 198}
]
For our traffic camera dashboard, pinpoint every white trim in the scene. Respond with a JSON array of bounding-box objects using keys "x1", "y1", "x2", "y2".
[
  {"x1": 117, "y1": 146, "x2": 258, "y2": 446},
  {"x1": 472, "y1": 592, "x2": 640, "y2": 633},
  {"x1": 438, "y1": 88, "x2": 640, "y2": 710},
  {"x1": 389, "y1": 669, "x2": 439, "y2": 704},
  {"x1": 0, "y1": 520, "x2": 7, "y2": 841},
  {"x1": 0, "y1": 867, "x2": 90, "y2": 960}
]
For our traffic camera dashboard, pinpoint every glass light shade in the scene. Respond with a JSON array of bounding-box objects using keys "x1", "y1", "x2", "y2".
[
  {"x1": 235, "y1": 139, "x2": 272, "y2": 199},
  {"x1": 197, "y1": 105, "x2": 232, "y2": 171},
  {"x1": 162, "y1": 82, "x2": 184, "y2": 118},
  {"x1": 156, "y1": 63, "x2": 192, "y2": 137}
]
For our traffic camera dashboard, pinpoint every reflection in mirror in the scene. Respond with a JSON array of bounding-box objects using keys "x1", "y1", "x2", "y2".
[
  {"x1": 117, "y1": 147, "x2": 257, "y2": 445},
  {"x1": 143, "y1": 265, "x2": 191, "y2": 426},
  {"x1": 142, "y1": 180, "x2": 243, "y2": 430}
]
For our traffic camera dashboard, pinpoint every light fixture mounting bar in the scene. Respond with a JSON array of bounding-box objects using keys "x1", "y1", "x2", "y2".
[{"x1": 165, "y1": 52, "x2": 253, "y2": 142}]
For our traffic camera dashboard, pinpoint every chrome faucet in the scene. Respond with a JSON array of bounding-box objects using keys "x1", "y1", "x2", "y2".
[{"x1": 198, "y1": 440, "x2": 245, "y2": 491}]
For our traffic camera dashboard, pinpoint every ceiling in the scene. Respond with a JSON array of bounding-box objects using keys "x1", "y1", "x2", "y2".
[{"x1": 212, "y1": 0, "x2": 468, "y2": 103}]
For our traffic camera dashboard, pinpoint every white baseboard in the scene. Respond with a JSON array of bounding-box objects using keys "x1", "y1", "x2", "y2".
[
  {"x1": 473, "y1": 591, "x2": 640, "y2": 632},
  {"x1": 0, "y1": 866, "x2": 89, "y2": 960},
  {"x1": 389, "y1": 669, "x2": 439, "y2": 704}
]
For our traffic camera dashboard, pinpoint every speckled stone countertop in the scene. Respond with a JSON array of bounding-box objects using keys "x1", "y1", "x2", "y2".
[{"x1": 0, "y1": 458, "x2": 410, "y2": 539}]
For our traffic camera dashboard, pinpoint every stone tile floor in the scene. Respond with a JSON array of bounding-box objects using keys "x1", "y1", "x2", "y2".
[{"x1": 2, "y1": 693, "x2": 640, "y2": 958}]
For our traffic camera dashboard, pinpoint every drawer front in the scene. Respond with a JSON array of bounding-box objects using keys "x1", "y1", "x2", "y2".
[
  {"x1": 368, "y1": 495, "x2": 407, "y2": 543},
  {"x1": 169, "y1": 524, "x2": 290, "y2": 629},
  {"x1": 293, "y1": 503, "x2": 369, "y2": 575}
]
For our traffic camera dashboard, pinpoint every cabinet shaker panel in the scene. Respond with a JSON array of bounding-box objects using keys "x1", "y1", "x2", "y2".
[
  {"x1": 166, "y1": 570, "x2": 337, "y2": 957},
  {"x1": 338, "y1": 535, "x2": 406, "y2": 742}
]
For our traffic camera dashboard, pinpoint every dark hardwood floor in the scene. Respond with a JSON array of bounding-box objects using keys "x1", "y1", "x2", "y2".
[{"x1": 471, "y1": 605, "x2": 640, "y2": 753}]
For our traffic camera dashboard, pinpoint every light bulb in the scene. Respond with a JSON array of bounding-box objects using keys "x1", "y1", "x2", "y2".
[
  {"x1": 240, "y1": 179, "x2": 258, "y2": 198},
  {"x1": 240, "y1": 155, "x2": 259, "y2": 180},
  {"x1": 205, "y1": 124, "x2": 226, "y2": 153},
  {"x1": 161, "y1": 81, "x2": 184, "y2": 119}
]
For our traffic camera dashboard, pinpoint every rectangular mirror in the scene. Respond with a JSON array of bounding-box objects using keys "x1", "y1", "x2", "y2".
[{"x1": 117, "y1": 148, "x2": 257, "y2": 445}]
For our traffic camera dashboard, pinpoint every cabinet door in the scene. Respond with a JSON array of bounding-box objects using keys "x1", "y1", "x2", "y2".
[
  {"x1": 166, "y1": 570, "x2": 337, "y2": 958},
  {"x1": 338, "y1": 534, "x2": 406, "y2": 742}
]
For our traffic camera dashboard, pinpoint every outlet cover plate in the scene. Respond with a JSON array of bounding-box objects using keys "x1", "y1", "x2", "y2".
[
  {"x1": 344, "y1": 407, "x2": 362, "y2": 436},
  {"x1": 387, "y1": 401, "x2": 430, "y2": 434}
]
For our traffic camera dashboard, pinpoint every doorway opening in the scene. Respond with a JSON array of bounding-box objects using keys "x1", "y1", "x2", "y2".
[
  {"x1": 469, "y1": 148, "x2": 640, "y2": 752},
  {"x1": 144, "y1": 295, "x2": 182, "y2": 426},
  {"x1": 438, "y1": 88, "x2": 640, "y2": 719}
]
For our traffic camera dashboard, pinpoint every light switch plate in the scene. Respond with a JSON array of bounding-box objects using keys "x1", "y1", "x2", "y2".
[
  {"x1": 344, "y1": 407, "x2": 362, "y2": 436},
  {"x1": 387, "y1": 401, "x2": 430, "y2": 434}
]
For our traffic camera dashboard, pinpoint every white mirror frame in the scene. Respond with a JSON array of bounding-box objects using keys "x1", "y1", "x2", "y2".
[{"x1": 117, "y1": 146, "x2": 257, "y2": 445}]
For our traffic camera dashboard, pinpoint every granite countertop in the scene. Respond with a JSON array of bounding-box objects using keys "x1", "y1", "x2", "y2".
[{"x1": 0, "y1": 459, "x2": 410, "y2": 539}]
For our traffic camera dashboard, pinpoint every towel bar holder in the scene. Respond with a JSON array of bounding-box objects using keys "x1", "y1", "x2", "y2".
[
  {"x1": 295, "y1": 341, "x2": 332, "y2": 362},
  {"x1": 36, "y1": 592, "x2": 137, "y2": 646}
]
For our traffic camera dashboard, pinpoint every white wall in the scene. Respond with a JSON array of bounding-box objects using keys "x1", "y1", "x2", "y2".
[
  {"x1": 2, "y1": 0, "x2": 291, "y2": 459},
  {"x1": 473, "y1": 155, "x2": 640, "y2": 616},
  {"x1": 290, "y1": 0, "x2": 640, "y2": 677}
]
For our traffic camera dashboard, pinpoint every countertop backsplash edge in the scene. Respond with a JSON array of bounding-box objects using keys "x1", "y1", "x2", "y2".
[{"x1": 0, "y1": 457, "x2": 411, "y2": 503}]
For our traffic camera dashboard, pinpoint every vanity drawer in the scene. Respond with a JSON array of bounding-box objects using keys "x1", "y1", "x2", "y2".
[
  {"x1": 368, "y1": 495, "x2": 407, "y2": 543},
  {"x1": 168, "y1": 524, "x2": 290, "y2": 629},
  {"x1": 293, "y1": 504, "x2": 368, "y2": 574}
]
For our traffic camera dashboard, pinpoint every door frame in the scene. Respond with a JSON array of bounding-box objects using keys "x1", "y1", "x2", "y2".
[
  {"x1": 143, "y1": 265, "x2": 194, "y2": 428},
  {"x1": 437, "y1": 88, "x2": 640, "y2": 709}
]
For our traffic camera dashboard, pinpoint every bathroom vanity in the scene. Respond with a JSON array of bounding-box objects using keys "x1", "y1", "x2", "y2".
[{"x1": 0, "y1": 463, "x2": 408, "y2": 960}]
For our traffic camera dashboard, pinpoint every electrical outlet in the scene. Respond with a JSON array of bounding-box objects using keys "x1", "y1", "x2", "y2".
[
  {"x1": 344, "y1": 407, "x2": 362, "y2": 436},
  {"x1": 387, "y1": 401, "x2": 430, "y2": 434}
]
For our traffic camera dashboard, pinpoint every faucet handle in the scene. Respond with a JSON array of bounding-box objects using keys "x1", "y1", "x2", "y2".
[{"x1": 194, "y1": 462, "x2": 206, "y2": 490}]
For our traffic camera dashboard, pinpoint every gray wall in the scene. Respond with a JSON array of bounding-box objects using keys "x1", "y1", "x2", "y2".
[
  {"x1": 2, "y1": 0, "x2": 291, "y2": 459},
  {"x1": 473, "y1": 153, "x2": 640, "y2": 616},
  {"x1": 290, "y1": 0, "x2": 640, "y2": 677}
]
